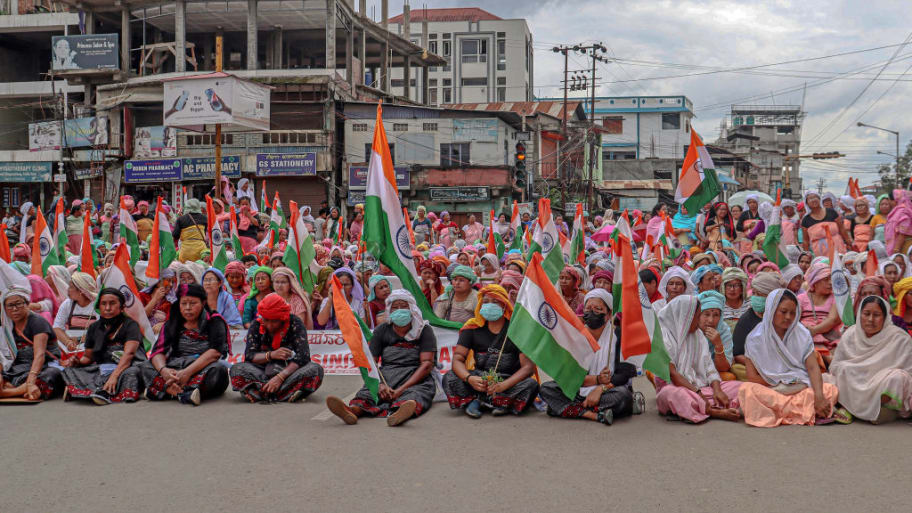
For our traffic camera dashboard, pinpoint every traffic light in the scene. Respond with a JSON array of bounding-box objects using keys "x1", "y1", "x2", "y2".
[{"x1": 514, "y1": 142, "x2": 527, "y2": 192}]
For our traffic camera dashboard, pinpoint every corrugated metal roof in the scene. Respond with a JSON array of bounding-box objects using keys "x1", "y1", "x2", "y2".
[
  {"x1": 389, "y1": 8, "x2": 502, "y2": 23},
  {"x1": 600, "y1": 179, "x2": 673, "y2": 190},
  {"x1": 442, "y1": 101, "x2": 581, "y2": 121}
]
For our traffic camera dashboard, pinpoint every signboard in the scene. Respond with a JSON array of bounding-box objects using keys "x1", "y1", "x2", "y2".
[
  {"x1": 564, "y1": 201, "x2": 582, "y2": 216},
  {"x1": 347, "y1": 190, "x2": 366, "y2": 206},
  {"x1": 134, "y1": 126, "x2": 177, "y2": 159},
  {"x1": 28, "y1": 121, "x2": 61, "y2": 151},
  {"x1": 2, "y1": 187, "x2": 21, "y2": 207},
  {"x1": 74, "y1": 167, "x2": 104, "y2": 180},
  {"x1": 517, "y1": 202, "x2": 533, "y2": 216},
  {"x1": 0, "y1": 162, "x2": 52, "y2": 182},
  {"x1": 515, "y1": 131, "x2": 532, "y2": 142},
  {"x1": 124, "y1": 159, "x2": 182, "y2": 183},
  {"x1": 53, "y1": 173, "x2": 66, "y2": 183},
  {"x1": 429, "y1": 186, "x2": 490, "y2": 202},
  {"x1": 255, "y1": 153, "x2": 316, "y2": 177},
  {"x1": 453, "y1": 118, "x2": 498, "y2": 142},
  {"x1": 182, "y1": 156, "x2": 241, "y2": 180},
  {"x1": 163, "y1": 73, "x2": 270, "y2": 131},
  {"x1": 51, "y1": 34, "x2": 119, "y2": 71},
  {"x1": 63, "y1": 116, "x2": 108, "y2": 148},
  {"x1": 348, "y1": 164, "x2": 410, "y2": 190}
]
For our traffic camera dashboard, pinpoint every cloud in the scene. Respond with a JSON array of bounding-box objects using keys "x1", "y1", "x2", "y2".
[{"x1": 371, "y1": 0, "x2": 912, "y2": 192}]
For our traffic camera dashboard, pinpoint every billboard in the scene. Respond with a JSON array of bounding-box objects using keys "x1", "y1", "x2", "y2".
[
  {"x1": 255, "y1": 153, "x2": 316, "y2": 177},
  {"x1": 28, "y1": 121, "x2": 61, "y2": 151},
  {"x1": 124, "y1": 159, "x2": 182, "y2": 183},
  {"x1": 134, "y1": 126, "x2": 177, "y2": 159},
  {"x1": 51, "y1": 34, "x2": 119, "y2": 71},
  {"x1": 63, "y1": 116, "x2": 108, "y2": 148},
  {"x1": 348, "y1": 164, "x2": 410, "y2": 190},
  {"x1": 163, "y1": 73, "x2": 270, "y2": 131}
]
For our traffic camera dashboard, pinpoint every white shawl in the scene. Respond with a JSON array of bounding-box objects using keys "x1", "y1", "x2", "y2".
[
  {"x1": 658, "y1": 295, "x2": 720, "y2": 388},
  {"x1": 827, "y1": 296, "x2": 912, "y2": 421},
  {"x1": 745, "y1": 289, "x2": 814, "y2": 386},
  {"x1": 653, "y1": 266, "x2": 695, "y2": 311}
]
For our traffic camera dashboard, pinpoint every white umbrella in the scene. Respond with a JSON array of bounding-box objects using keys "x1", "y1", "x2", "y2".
[{"x1": 728, "y1": 190, "x2": 774, "y2": 207}]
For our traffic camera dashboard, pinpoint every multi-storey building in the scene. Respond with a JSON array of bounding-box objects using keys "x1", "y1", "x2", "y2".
[{"x1": 387, "y1": 7, "x2": 533, "y2": 105}]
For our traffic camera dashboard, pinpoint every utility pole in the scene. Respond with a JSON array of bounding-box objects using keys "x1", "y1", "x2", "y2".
[
  {"x1": 816, "y1": 177, "x2": 825, "y2": 195},
  {"x1": 214, "y1": 34, "x2": 223, "y2": 202},
  {"x1": 552, "y1": 45, "x2": 570, "y2": 209}
]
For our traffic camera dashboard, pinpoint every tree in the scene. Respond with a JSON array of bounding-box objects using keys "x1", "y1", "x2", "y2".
[{"x1": 876, "y1": 140, "x2": 912, "y2": 195}]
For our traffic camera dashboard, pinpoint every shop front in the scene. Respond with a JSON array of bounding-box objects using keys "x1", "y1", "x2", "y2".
[{"x1": 0, "y1": 161, "x2": 53, "y2": 214}]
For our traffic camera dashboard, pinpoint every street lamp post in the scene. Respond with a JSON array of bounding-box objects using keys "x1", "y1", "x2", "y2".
[{"x1": 858, "y1": 122, "x2": 900, "y2": 185}]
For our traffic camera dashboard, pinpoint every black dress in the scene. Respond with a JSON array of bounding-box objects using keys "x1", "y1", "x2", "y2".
[
  {"x1": 61, "y1": 315, "x2": 147, "y2": 403},
  {"x1": 442, "y1": 322, "x2": 539, "y2": 414},
  {"x1": 1, "y1": 313, "x2": 63, "y2": 399},
  {"x1": 139, "y1": 311, "x2": 230, "y2": 402},
  {"x1": 349, "y1": 323, "x2": 437, "y2": 417},
  {"x1": 229, "y1": 315, "x2": 324, "y2": 402}
]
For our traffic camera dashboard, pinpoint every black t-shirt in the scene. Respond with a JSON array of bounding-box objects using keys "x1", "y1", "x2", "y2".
[
  {"x1": 736, "y1": 210, "x2": 759, "y2": 232},
  {"x1": 847, "y1": 214, "x2": 872, "y2": 232},
  {"x1": 370, "y1": 323, "x2": 437, "y2": 367},
  {"x1": 84, "y1": 316, "x2": 143, "y2": 355},
  {"x1": 800, "y1": 208, "x2": 840, "y2": 230},
  {"x1": 12, "y1": 313, "x2": 58, "y2": 358},
  {"x1": 732, "y1": 309, "x2": 762, "y2": 357},
  {"x1": 457, "y1": 323, "x2": 522, "y2": 375}
]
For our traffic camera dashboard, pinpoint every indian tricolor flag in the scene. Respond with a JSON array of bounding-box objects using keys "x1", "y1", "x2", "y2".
[
  {"x1": 206, "y1": 195, "x2": 228, "y2": 271},
  {"x1": 284, "y1": 200, "x2": 317, "y2": 293},
  {"x1": 0, "y1": 224, "x2": 10, "y2": 263},
  {"x1": 762, "y1": 202, "x2": 789, "y2": 268},
  {"x1": 486, "y1": 209, "x2": 504, "y2": 259},
  {"x1": 507, "y1": 252, "x2": 599, "y2": 399},
  {"x1": 259, "y1": 180, "x2": 270, "y2": 214},
  {"x1": 147, "y1": 196, "x2": 177, "y2": 280},
  {"x1": 100, "y1": 244, "x2": 156, "y2": 351},
  {"x1": 508, "y1": 200, "x2": 523, "y2": 250},
  {"x1": 332, "y1": 274, "x2": 380, "y2": 402},
  {"x1": 568, "y1": 203, "x2": 585, "y2": 266},
  {"x1": 79, "y1": 213, "x2": 96, "y2": 278},
  {"x1": 119, "y1": 197, "x2": 141, "y2": 267},
  {"x1": 610, "y1": 213, "x2": 634, "y2": 313},
  {"x1": 229, "y1": 206, "x2": 244, "y2": 258},
  {"x1": 53, "y1": 198, "x2": 66, "y2": 263},
  {"x1": 617, "y1": 233, "x2": 671, "y2": 382},
  {"x1": 362, "y1": 102, "x2": 461, "y2": 329},
  {"x1": 31, "y1": 206, "x2": 57, "y2": 276},
  {"x1": 675, "y1": 128, "x2": 721, "y2": 214},
  {"x1": 527, "y1": 198, "x2": 564, "y2": 282},
  {"x1": 831, "y1": 253, "x2": 855, "y2": 327}
]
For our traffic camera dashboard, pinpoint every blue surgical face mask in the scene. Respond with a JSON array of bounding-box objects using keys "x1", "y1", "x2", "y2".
[
  {"x1": 389, "y1": 308, "x2": 412, "y2": 326},
  {"x1": 480, "y1": 303, "x2": 504, "y2": 321},
  {"x1": 750, "y1": 295, "x2": 766, "y2": 314}
]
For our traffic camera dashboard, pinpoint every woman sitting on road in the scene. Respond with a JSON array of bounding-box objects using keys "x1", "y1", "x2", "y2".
[
  {"x1": 271, "y1": 266, "x2": 313, "y2": 330},
  {"x1": 443, "y1": 285, "x2": 539, "y2": 418},
  {"x1": 242, "y1": 266, "x2": 274, "y2": 327},
  {"x1": 654, "y1": 296, "x2": 743, "y2": 423},
  {"x1": 697, "y1": 291, "x2": 735, "y2": 381},
  {"x1": 139, "y1": 284, "x2": 229, "y2": 406},
  {"x1": 737, "y1": 289, "x2": 841, "y2": 427},
  {"x1": 365, "y1": 275, "x2": 392, "y2": 329},
  {"x1": 651, "y1": 266, "x2": 694, "y2": 311},
  {"x1": 201, "y1": 268, "x2": 244, "y2": 328},
  {"x1": 0, "y1": 287, "x2": 63, "y2": 400},
  {"x1": 721, "y1": 267, "x2": 750, "y2": 332},
  {"x1": 61, "y1": 288, "x2": 146, "y2": 405},
  {"x1": 692, "y1": 264, "x2": 723, "y2": 293},
  {"x1": 326, "y1": 290, "x2": 437, "y2": 427},
  {"x1": 316, "y1": 267, "x2": 365, "y2": 329},
  {"x1": 52, "y1": 272, "x2": 99, "y2": 349},
  {"x1": 229, "y1": 293, "x2": 324, "y2": 403},
  {"x1": 825, "y1": 296, "x2": 912, "y2": 424},
  {"x1": 433, "y1": 265, "x2": 480, "y2": 324},
  {"x1": 797, "y1": 263, "x2": 842, "y2": 364},
  {"x1": 539, "y1": 289, "x2": 645, "y2": 425}
]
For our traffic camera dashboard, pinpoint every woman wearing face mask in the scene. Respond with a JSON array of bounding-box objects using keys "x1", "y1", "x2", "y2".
[
  {"x1": 229, "y1": 293, "x2": 323, "y2": 403},
  {"x1": 326, "y1": 290, "x2": 436, "y2": 427},
  {"x1": 539, "y1": 289, "x2": 645, "y2": 425},
  {"x1": 738, "y1": 289, "x2": 841, "y2": 426},
  {"x1": 731, "y1": 272, "x2": 786, "y2": 381},
  {"x1": 655, "y1": 296, "x2": 743, "y2": 423},
  {"x1": 651, "y1": 266, "x2": 694, "y2": 311},
  {"x1": 444, "y1": 285, "x2": 539, "y2": 418},
  {"x1": 825, "y1": 295, "x2": 912, "y2": 424},
  {"x1": 139, "y1": 284, "x2": 229, "y2": 405}
]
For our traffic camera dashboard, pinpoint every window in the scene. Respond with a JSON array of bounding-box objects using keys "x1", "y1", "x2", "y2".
[
  {"x1": 443, "y1": 88, "x2": 451, "y2": 103},
  {"x1": 429, "y1": 88, "x2": 438, "y2": 105},
  {"x1": 497, "y1": 31, "x2": 506, "y2": 38},
  {"x1": 443, "y1": 33, "x2": 451, "y2": 39},
  {"x1": 603, "y1": 116, "x2": 623, "y2": 134},
  {"x1": 365, "y1": 143, "x2": 395, "y2": 164},
  {"x1": 423, "y1": 123, "x2": 438, "y2": 131},
  {"x1": 440, "y1": 143, "x2": 470, "y2": 167},
  {"x1": 443, "y1": 78, "x2": 452, "y2": 86},
  {"x1": 661, "y1": 113, "x2": 680, "y2": 130},
  {"x1": 393, "y1": 123, "x2": 409, "y2": 132},
  {"x1": 391, "y1": 79, "x2": 405, "y2": 88},
  {"x1": 654, "y1": 170, "x2": 672, "y2": 180},
  {"x1": 429, "y1": 79, "x2": 438, "y2": 87},
  {"x1": 497, "y1": 77, "x2": 506, "y2": 85},
  {"x1": 461, "y1": 77, "x2": 487, "y2": 87},
  {"x1": 429, "y1": 41, "x2": 438, "y2": 54},
  {"x1": 497, "y1": 39, "x2": 506, "y2": 71},
  {"x1": 429, "y1": 33, "x2": 437, "y2": 40},
  {"x1": 461, "y1": 39, "x2": 487, "y2": 63},
  {"x1": 352, "y1": 123, "x2": 368, "y2": 132},
  {"x1": 497, "y1": 87, "x2": 505, "y2": 102},
  {"x1": 442, "y1": 41, "x2": 451, "y2": 56}
]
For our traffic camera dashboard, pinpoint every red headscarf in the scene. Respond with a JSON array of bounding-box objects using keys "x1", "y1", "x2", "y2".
[{"x1": 256, "y1": 293, "x2": 291, "y2": 350}]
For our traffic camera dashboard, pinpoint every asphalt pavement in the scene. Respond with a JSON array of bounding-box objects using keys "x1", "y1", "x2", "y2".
[{"x1": 3, "y1": 375, "x2": 908, "y2": 513}]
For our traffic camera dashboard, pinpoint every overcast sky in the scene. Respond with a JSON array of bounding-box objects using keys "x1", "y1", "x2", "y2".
[{"x1": 369, "y1": 0, "x2": 912, "y2": 193}]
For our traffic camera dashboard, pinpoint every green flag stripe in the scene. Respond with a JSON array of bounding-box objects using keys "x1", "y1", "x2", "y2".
[{"x1": 507, "y1": 306, "x2": 587, "y2": 399}]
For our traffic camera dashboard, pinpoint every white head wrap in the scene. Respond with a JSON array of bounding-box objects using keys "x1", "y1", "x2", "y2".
[
  {"x1": 385, "y1": 289, "x2": 429, "y2": 340},
  {"x1": 583, "y1": 288, "x2": 613, "y2": 312},
  {"x1": 657, "y1": 266, "x2": 696, "y2": 300},
  {"x1": 781, "y1": 264, "x2": 804, "y2": 287},
  {"x1": 744, "y1": 289, "x2": 814, "y2": 386},
  {"x1": 0, "y1": 286, "x2": 33, "y2": 371}
]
